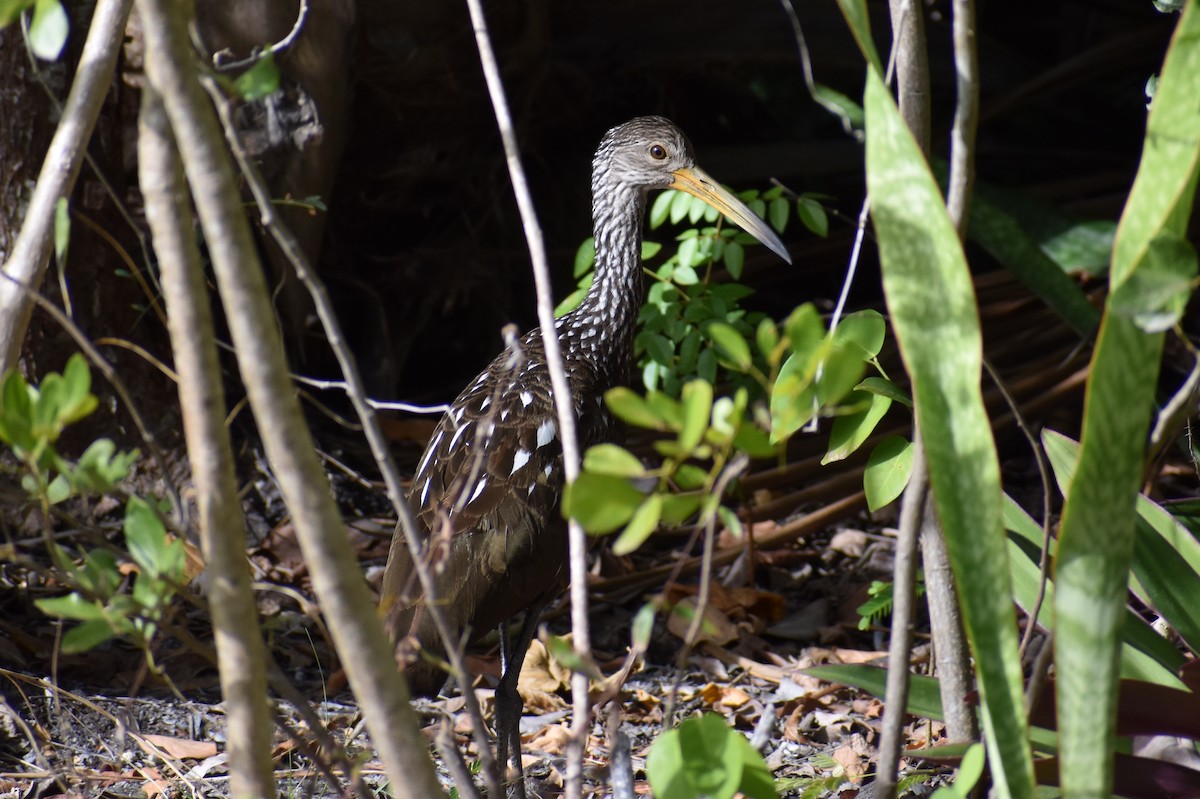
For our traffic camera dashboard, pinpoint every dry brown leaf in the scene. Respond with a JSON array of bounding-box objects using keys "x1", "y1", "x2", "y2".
[
  {"x1": 519, "y1": 639, "x2": 566, "y2": 694},
  {"x1": 831, "y1": 744, "x2": 864, "y2": 779},
  {"x1": 140, "y1": 734, "x2": 218, "y2": 761},
  {"x1": 130, "y1": 766, "x2": 169, "y2": 799},
  {"x1": 525, "y1": 722, "x2": 572, "y2": 755}
]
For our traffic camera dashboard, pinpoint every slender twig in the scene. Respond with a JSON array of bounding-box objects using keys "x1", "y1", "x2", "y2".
[
  {"x1": 462, "y1": 2, "x2": 592, "y2": 796},
  {"x1": 196, "y1": 73, "x2": 500, "y2": 796},
  {"x1": 982, "y1": 357, "x2": 1054, "y2": 658},
  {"x1": 946, "y1": 0, "x2": 980, "y2": 237},
  {"x1": 437, "y1": 720, "x2": 484, "y2": 799},
  {"x1": 664, "y1": 455, "x2": 749, "y2": 725},
  {"x1": 210, "y1": 0, "x2": 309, "y2": 69},
  {"x1": 17, "y1": 2, "x2": 163, "y2": 310},
  {"x1": 777, "y1": 0, "x2": 864, "y2": 140},
  {"x1": 139, "y1": 86, "x2": 277, "y2": 798},
  {"x1": 873, "y1": 2, "x2": 930, "y2": 795},
  {"x1": 0, "y1": 0, "x2": 134, "y2": 372},
  {"x1": 874, "y1": 434, "x2": 927, "y2": 799},
  {"x1": 606, "y1": 705, "x2": 635, "y2": 799}
]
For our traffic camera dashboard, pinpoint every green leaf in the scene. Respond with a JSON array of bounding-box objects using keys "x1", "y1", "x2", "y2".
[
  {"x1": 563, "y1": 472, "x2": 643, "y2": 534},
  {"x1": 732, "y1": 423, "x2": 775, "y2": 459},
  {"x1": 678, "y1": 237, "x2": 699, "y2": 268},
  {"x1": 824, "y1": 391, "x2": 892, "y2": 464},
  {"x1": 613, "y1": 494, "x2": 663, "y2": 555},
  {"x1": 645, "y1": 334, "x2": 674, "y2": 366},
  {"x1": 555, "y1": 284, "x2": 589, "y2": 317},
  {"x1": 647, "y1": 714, "x2": 745, "y2": 799},
  {"x1": 832, "y1": 0, "x2": 882, "y2": 73},
  {"x1": 705, "y1": 322, "x2": 752, "y2": 371},
  {"x1": 864, "y1": 436, "x2": 913, "y2": 511},
  {"x1": 810, "y1": 84, "x2": 865, "y2": 133},
  {"x1": 631, "y1": 603, "x2": 656, "y2": 651},
  {"x1": 957, "y1": 176, "x2": 1102, "y2": 336},
  {"x1": 125, "y1": 497, "x2": 168, "y2": 577},
  {"x1": 803, "y1": 663, "x2": 946, "y2": 720},
  {"x1": 865, "y1": 64, "x2": 1034, "y2": 794},
  {"x1": 29, "y1": 0, "x2": 67, "y2": 61},
  {"x1": 233, "y1": 50, "x2": 281, "y2": 100},
  {"x1": 679, "y1": 380, "x2": 713, "y2": 452},
  {"x1": 784, "y1": 304, "x2": 825, "y2": 356},
  {"x1": 755, "y1": 318, "x2": 779, "y2": 359},
  {"x1": 53, "y1": 197, "x2": 69, "y2": 262},
  {"x1": 768, "y1": 196, "x2": 789, "y2": 234},
  {"x1": 834, "y1": 309, "x2": 886, "y2": 359},
  {"x1": 797, "y1": 196, "x2": 829, "y2": 237},
  {"x1": 856, "y1": 375, "x2": 912, "y2": 407},
  {"x1": 583, "y1": 443, "x2": 645, "y2": 478},
  {"x1": 674, "y1": 464, "x2": 709, "y2": 491},
  {"x1": 660, "y1": 493, "x2": 704, "y2": 526},
  {"x1": 1109, "y1": 231, "x2": 1198, "y2": 332},
  {"x1": 35, "y1": 593, "x2": 105, "y2": 622},
  {"x1": 573, "y1": 237, "x2": 596, "y2": 277},
  {"x1": 1054, "y1": 4, "x2": 1200, "y2": 792},
  {"x1": 724, "y1": 241, "x2": 745, "y2": 279},
  {"x1": 61, "y1": 619, "x2": 116, "y2": 653},
  {"x1": 60, "y1": 353, "x2": 97, "y2": 424},
  {"x1": 717, "y1": 505, "x2": 743, "y2": 539},
  {"x1": 0, "y1": 370, "x2": 37, "y2": 451},
  {"x1": 769, "y1": 350, "x2": 819, "y2": 441},
  {"x1": 605, "y1": 387, "x2": 667, "y2": 429},
  {"x1": 651, "y1": 191, "x2": 675, "y2": 229},
  {"x1": 673, "y1": 264, "x2": 700, "y2": 286},
  {"x1": 642, "y1": 241, "x2": 663, "y2": 260},
  {"x1": 670, "y1": 190, "x2": 692, "y2": 224}
]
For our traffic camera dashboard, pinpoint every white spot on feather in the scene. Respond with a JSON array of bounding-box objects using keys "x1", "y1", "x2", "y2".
[
  {"x1": 520, "y1": 391, "x2": 533, "y2": 407},
  {"x1": 420, "y1": 477, "x2": 431, "y2": 506},
  {"x1": 468, "y1": 478, "x2": 487, "y2": 505},
  {"x1": 543, "y1": 463, "x2": 553, "y2": 478},
  {"x1": 501, "y1": 409, "x2": 510, "y2": 421},
  {"x1": 480, "y1": 396, "x2": 491, "y2": 410},
  {"x1": 448, "y1": 422, "x2": 470, "y2": 452},
  {"x1": 536, "y1": 420, "x2": 556, "y2": 449},
  {"x1": 511, "y1": 449, "x2": 531, "y2": 474}
]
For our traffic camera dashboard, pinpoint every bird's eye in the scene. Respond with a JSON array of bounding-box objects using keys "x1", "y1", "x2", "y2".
[{"x1": 649, "y1": 144, "x2": 668, "y2": 160}]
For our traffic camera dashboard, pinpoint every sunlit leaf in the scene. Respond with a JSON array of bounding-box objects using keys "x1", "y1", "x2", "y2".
[
  {"x1": 563, "y1": 472, "x2": 643, "y2": 534},
  {"x1": 29, "y1": 0, "x2": 67, "y2": 61},
  {"x1": 613, "y1": 494, "x2": 663, "y2": 555},
  {"x1": 864, "y1": 435, "x2": 913, "y2": 511},
  {"x1": 583, "y1": 443, "x2": 645, "y2": 478}
]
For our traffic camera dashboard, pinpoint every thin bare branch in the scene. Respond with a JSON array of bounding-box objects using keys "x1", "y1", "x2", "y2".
[
  {"x1": 462, "y1": 1, "x2": 593, "y2": 795},
  {"x1": 138, "y1": 85, "x2": 276, "y2": 799},
  {"x1": 0, "y1": 0, "x2": 133, "y2": 372}
]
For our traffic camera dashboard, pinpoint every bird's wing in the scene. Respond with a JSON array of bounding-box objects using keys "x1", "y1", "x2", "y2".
[{"x1": 408, "y1": 345, "x2": 567, "y2": 541}]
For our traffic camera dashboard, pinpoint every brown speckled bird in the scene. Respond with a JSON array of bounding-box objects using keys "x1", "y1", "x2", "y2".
[{"x1": 380, "y1": 115, "x2": 790, "y2": 781}]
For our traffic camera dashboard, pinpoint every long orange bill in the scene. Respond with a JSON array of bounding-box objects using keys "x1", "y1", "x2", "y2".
[{"x1": 670, "y1": 166, "x2": 792, "y2": 265}]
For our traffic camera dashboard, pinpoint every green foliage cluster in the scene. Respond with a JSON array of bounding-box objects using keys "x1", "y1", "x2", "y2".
[
  {"x1": 0, "y1": 355, "x2": 184, "y2": 662},
  {"x1": 646, "y1": 713, "x2": 774, "y2": 799}
]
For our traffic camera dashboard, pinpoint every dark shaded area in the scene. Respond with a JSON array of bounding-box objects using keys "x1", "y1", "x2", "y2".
[{"x1": 305, "y1": 0, "x2": 1174, "y2": 409}]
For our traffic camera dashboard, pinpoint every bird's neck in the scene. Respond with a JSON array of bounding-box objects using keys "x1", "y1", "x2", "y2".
[{"x1": 557, "y1": 185, "x2": 647, "y2": 388}]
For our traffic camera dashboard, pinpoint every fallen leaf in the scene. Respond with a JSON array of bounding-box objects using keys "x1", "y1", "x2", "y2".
[
  {"x1": 140, "y1": 734, "x2": 218, "y2": 761},
  {"x1": 525, "y1": 722, "x2": 572, "y2": 755},
  {"x1": 832, "y1": 744, "x2": 864, "y2": 779}
]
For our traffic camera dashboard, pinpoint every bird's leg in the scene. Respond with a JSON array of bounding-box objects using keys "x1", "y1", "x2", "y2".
[{"x1": 494, "y1": 605, "x2": 545, "y2": 799}]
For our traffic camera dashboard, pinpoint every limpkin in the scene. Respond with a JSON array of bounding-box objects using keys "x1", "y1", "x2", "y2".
[{"x1": 380, "y1": 115, "x2": 790, "y2": 783}]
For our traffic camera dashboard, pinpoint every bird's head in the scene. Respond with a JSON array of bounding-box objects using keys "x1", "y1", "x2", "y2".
[{"x1": 593, "y1": 116, "x2": 791, "y2": 264}]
